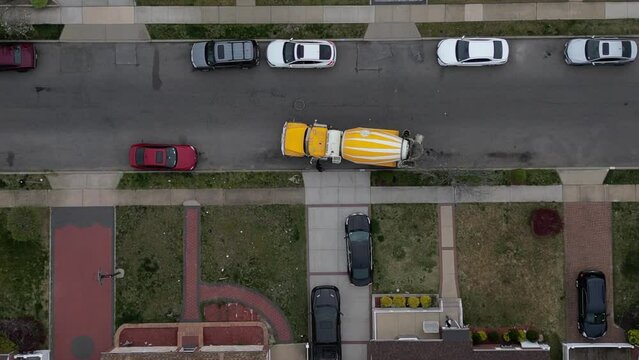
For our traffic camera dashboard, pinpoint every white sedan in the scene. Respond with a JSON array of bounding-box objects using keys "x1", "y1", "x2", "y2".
[
  {"x1": 266, "y1": 39, "x2": 336, "y2": 69},
  {"x1": 437, "y1": 37, "x2": 509, "y2": 66}
]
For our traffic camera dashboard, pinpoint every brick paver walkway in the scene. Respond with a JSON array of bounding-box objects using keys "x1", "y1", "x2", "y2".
[
  {"x1": 180, "y1": 203, "x2": 294, "y2": 342},
  {"x1": 182, "y1": 206, "x2": 201, "y2": 321},
  {"x1": 563, "y1": 202, "x2": 626, "y2": 343}
]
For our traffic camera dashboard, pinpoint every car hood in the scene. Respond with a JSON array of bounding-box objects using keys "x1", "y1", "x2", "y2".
[
  {"x1": 267, "y1": 40, "x2": 287, "y2": 67},
  {"x1": 347, "y1": 215, "x2": 369, "y2": 232},
  {"x1": 566, "y1": 39, "x2": 588, "y2": 63},
  {"x1": 191, "y1": 42, "x2": 208, "y2": 68},
  {"x1": 437, "y1": 39, "x2": 458, "y2": 65},
  {"x1": 174, "y1": 145, "x2": 198, "y2": 170}
]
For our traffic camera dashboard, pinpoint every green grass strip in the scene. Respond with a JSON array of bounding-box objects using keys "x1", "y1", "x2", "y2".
[
  {"x1": 371, "y1": 169, "x2": 561, "y2": 187},
  {"x1": 147, "y1": 24, "x2": 367, "y2": 40},
  {"x1": 604, "y1": 170, "x2": 639, "y2": 185},
  {"x1": 0, "y1": 25, "x2": 63, "y2": 40},
  {"x1": 418, "y1": 19, "x2": 639, "y2": 37},
  {"x1": 117, "y1": 172, "x2": 303, "y2": 189}
]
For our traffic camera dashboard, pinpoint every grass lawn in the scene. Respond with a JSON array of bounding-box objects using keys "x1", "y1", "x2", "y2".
[
  {"x1": 201, "y1": 205, "x2": 307, "y2": 342},
  {"x1": 611, "y1": 203, "x2": 639, "y2": 328},
  {"x1": 0, "y1": 208, "x2": 49, "y2": 328},
  {"x1": 115, "y1": 207, "x2": 183, "y2": 327},
  {"x1": 418, "y1": 19, "x2": 639, "y2": 37},
  {"x1": 118, "y1": 172, "x2": 303, "y2": 189},
  {"x1": 0, "y1": 25, "x2": 63, "y2": 40},
  {"x1": 147, "y1": 24, "x2": 367, "y2": 40},
  {"x1": 200, "y1": 205, "x2": 307, "y2": 342},
  {"x1": 371, "y1": 169, "x2": 560, "y2": 187},
  {"x1": 605, "y1": 170, "x2": 639, "y2": 185},
  {"x1": 0, "y1": 174, "x2": 51, "y2": 190},
  {"x1": 456, "y1": 203, "x2": 565, "y2": 342},
  {"x1": 371, "y1": 204, "x2": 439, "y2": 294}
]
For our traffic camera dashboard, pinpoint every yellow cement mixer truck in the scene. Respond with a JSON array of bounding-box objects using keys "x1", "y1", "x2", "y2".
[{"x1": 280, "y1": 121, "x2": 424, "y2": 168}]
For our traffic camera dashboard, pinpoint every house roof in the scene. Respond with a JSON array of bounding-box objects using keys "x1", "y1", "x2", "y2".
[{"x1": 368, "y1": 341, "x2": 551, "y2": 360}]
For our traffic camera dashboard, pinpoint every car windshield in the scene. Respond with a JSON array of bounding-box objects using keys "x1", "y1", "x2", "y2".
[
  {"x1": 13, "y1": 45, "x2": 21, "y2": 65},
  {"x1": 585, "y1": 312, "x2": 606, "y2": 324},
  {"x1": 456, "y1": 40, "x2": 470, "y2": 61},
  {"x1": 585, "y1": 40, "x2": 600, "y2": 61},
  {"x1": 348, "y1": 231, "x2": 368, "y2": 243},
  {"x1": 135, "y1": 148, "x2": 145, "y2": 165},
  {"x1": 314, "y1": 307, "x2": 338, "y2": 344},
  {"x1": 166, "y1": 147, "x2": 177, "y2": 168},
  {"x1": 283, "y1": 42, "x2": 295, "y2": 64}
]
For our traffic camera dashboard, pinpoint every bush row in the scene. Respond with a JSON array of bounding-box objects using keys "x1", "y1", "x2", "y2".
[
  {"x1": 380, "y1": 295, "x2": 432, "y2": 309},
  {"x1": 472, "y1": 327, "x2": 540, "y2": 345}
]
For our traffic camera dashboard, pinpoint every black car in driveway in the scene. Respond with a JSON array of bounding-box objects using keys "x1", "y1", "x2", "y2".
[
  {"x1": 345, "y1": 213, "x2": 373, "y2": 286},
  {"x1": 576, "y1": 270, "x2": 607, "y2": 339},
  {"x1": 311, "y1": 285, "x2": 341, "y2": 360}
]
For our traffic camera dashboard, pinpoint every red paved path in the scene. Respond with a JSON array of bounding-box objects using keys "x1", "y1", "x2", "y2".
[
  {"x1": 204, "y1": 302, "x2": 260, "y2": 322},
  {"x1": 53, "y1": 224, "x2": 113, "y2": 360},
  {"x1": 563, "y1": 202, "x2": 626, "y2": 342},
  {"x1": 182, "y1": 207, "x2": 200, "y2": 321}
]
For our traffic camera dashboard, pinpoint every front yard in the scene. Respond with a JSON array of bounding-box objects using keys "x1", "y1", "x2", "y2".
[
  {"x1": 456, "y1": 203, "x2": 565, "y2": 347},
  {"x1": 371, "y1": 204, "x2": 439, "y2": 294},
  {"x1": 0, "y1": 208, "x2": 49, "y2": 327},
  {"x1": 115, "y1": 207, "x2": 184, "y2": 327},
  {"x1": 612, "y1": 203, "x2": 639, "y2": 329},
  {"x1": 200, "y1": 205, "x2": 307, "y2": 342}
]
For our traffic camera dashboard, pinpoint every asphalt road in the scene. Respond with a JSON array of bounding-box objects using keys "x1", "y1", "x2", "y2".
[{"x1": 1, "y1": 39, "x2": 638, "y2": 171}]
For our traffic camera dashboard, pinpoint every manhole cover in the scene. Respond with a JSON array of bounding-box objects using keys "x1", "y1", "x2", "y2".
[
  {"x1": 293, "y1": 99, "x2": 305, "y2": 111},
  {"x1": 71, "y1": 335, "x2": 94, "y2": 359}
]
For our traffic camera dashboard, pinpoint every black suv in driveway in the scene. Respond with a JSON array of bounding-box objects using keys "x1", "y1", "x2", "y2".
[
  {"x1": 576, "y1": 270, "x2": 607, "y2": 339},
  {"x1": 190, "y1": 40, "x2": 260, "y2": 70},
  {"x1": 345, "y1": 213, "x2": 373, "y2": 286},
  {"x1": 311, "y1": 286, "x2": 341, "y2": 360}
]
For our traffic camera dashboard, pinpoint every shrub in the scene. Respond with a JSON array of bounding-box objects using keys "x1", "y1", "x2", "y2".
[
  {"x1": 628, "y1": 329, "x2": 639, "y2": 346},
  {"x1": 510, "y1": 169, "x2": 527, "y2": 185},
  {"x1": 471, "y1": 332, "x2": 483, "y2": 345},
  {"x1": 508, "y1": 328, "x2": 521, "y2": 343},
  {"x1": 518, "y1": 329, "x2": 526, "y2": 342},
  {"x1": 380, "y1": 296, "x2": 392, "y2": 308},
  {"x1": 0, "y1": 318, "x2": 46, "y2": 352},
  {"x1": 525, "y1": 329, "x2": 539, "y2": 342},
  {"x1": 7, "y1": 207, "x2": 45, "y2": 243},
  {"x1": 31, "y1": 0, "x2": 48, "y2": 8},
  {"x1": 531, "y1": 208, "x2": 563, "y2": 237},
  {"x1": 392, "y1": 295, "x2": 406, "y2": 308},
  {"x1": 477, "y1": 330, "x2": 487, "y2": 342},
  {"x1": 420, "y1": 295, "x2": 432, "y2": 308},
  {"x1": 487, "y1": 330, "x2": 500, "y2": 343},
  {"x1": 407, "y1": 296, "x2": 420, "y2": 308},
  {"x1": 0, "y1": 334, "x2": 17, "y2": 353}
]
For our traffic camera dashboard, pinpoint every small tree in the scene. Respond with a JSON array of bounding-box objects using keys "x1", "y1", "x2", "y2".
[
  {"x1": 407, "y1": 296, "x2": 420, "y2": 309},
  {"x1": 392, "y1": 295, "x2": 406, "y2": 308},
  {"x1": 380, "y1": 296, "x2": 392, "y2": 308},
  {"x1": 531, "y1": 208, "x2": 563, "y2": 237},
  {"x1": 507, "y1": 328, "x2": 521, "y2": 343},
  {"x1": 7, "y1": 207, "x2": 45, "y2": 243},
  {"x1": 471, "y1": 332, "x2": 483, "y2": 345},
  {"x1": 419, "y1": 295, "x2": 432, "y2": 308},
  {"x1": 526, "y1": 329, "x2": 540, "y2": 342}
]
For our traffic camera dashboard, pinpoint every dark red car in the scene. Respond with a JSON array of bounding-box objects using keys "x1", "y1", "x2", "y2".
[
  {"x1": 0, "y1": 43, "x2": 37, "y2": 71},
  {"x1": 128, "y1": 144, "x2": 198, "y2": 171}
]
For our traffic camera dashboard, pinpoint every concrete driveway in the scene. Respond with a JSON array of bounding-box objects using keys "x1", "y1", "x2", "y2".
[{"x1": 306, "y1": 172, "x2": 372, "y2": 360}]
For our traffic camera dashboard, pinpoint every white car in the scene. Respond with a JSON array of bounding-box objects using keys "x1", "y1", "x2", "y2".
[
  {"x1": 437, "y1": 37, "x2": 509, "y2": 67},
  {"x1": 564, "y1": 37, "x2": 638, "y2": 65},
  {"x1": 266, "y1": 39, "x2": 336, "y2": 69}
]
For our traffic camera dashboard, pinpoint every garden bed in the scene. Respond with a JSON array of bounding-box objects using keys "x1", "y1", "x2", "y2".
[
  {"x1": 115, "y1": 206, "x2": 184, "y2": 326},
  {"x1": 455, "y1": 203, "x2": 565, "y2": 359},
  {"x1": 371, "y1": 204, "x2": 439, "y2": 294},
  {"x1": 200, "y1": 205, "x2": 307, "y2": 342}
]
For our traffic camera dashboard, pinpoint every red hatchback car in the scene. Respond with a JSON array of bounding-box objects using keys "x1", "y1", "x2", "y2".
[
  {"x1": 0, "y1": 43, "x2": 37, "y2": 71},
  {"x1": 129, "y1": 144, "x2": 198, "y2": 171}
]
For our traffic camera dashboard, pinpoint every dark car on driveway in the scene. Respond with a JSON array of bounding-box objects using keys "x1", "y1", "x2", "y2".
[
  {"x1": 128, "y1": 143, "x2": 198, "y2": 171},
  {"x1": 191, "y1": 40, "x2": 260, "y2": 70},
  {"x1": 311, "y1": 285, "x2": 341, "y2": 360},
  {"x1": 576, "y1": 270, "x2": 607, "y2": 339},
  {"x1": 345, "y1": 213, "x2": 372, "y2": 286},
  {"x1": 0, "y1": 43, "x2": 36, "y2": 71}
]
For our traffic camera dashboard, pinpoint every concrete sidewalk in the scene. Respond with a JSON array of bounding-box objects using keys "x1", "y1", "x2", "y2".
[{"x1": 7, "y1": 2, "x2": 638, "y2": 25}]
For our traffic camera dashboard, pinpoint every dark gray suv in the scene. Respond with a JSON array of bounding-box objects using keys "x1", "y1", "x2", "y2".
[
  {"x1": 311, "y1": 286, "x2": 341, "y2": 360},
  {"x1": 576, "y1": 270, "x2": 607, "y2": 339},
  {"x1": 191, "y1": 40, "x2": 260, "y2": 70}
]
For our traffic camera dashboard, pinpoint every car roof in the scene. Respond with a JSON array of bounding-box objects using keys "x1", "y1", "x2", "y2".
[
  {"x1": 214, "y1": 41, "x2": 255, "y2": 62},
  {"x1": 296, "y1": 43, "x2": 320, "y2": 61},
  {"x1": 467, "y1": 40, "x2": 497, "y2": 59},
  {"x1": 0, "y1": 44, "x2": 16, "y2": 65},
  {"x1": 585, "y1": 276, "x2": 606, "y2": 313}
]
